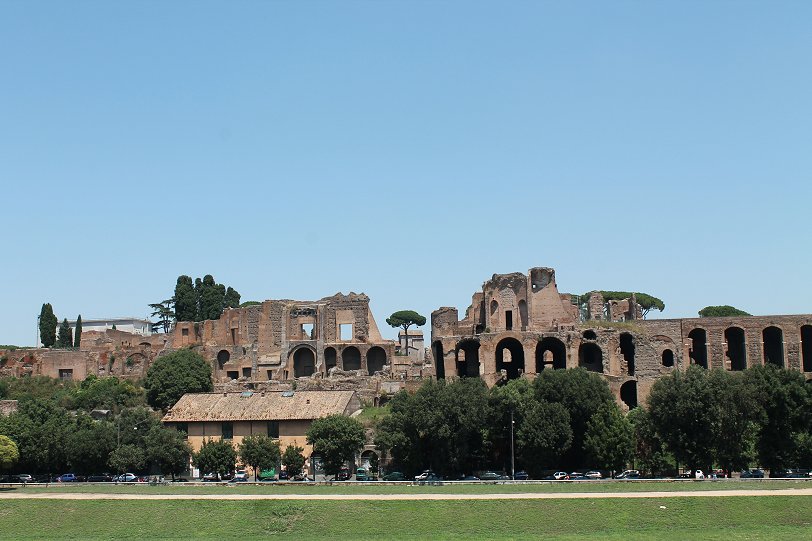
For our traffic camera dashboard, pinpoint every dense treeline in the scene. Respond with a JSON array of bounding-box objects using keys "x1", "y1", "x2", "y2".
[{"x1": 376, "y1": 365, "x2": 812, "y2": 478}]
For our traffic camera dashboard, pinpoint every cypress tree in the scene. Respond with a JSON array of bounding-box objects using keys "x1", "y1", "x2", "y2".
[
  {"x1": 39, "y1": 303, "x2": 58, "y2": 347},
  {"x1": 57, "y1": 318, "x2": 73, "y2": 348},
  {"x1": 74, "y1": 315, "x2": 82, "y2": 348},
  {"x1": 173, "y1": 276, "x2": 197, "y2": 322}
]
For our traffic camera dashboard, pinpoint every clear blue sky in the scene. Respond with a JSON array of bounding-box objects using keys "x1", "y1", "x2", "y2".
[{"x1": 2, "y1": 1, "x2": 811, "y2": 346}]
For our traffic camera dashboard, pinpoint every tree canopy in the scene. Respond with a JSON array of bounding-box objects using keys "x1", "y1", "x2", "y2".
[
  {"x1": 282, "y1": 444, "x2": 306, "y2": 477},
  {"x1": 0, "y1": 435, "x2": 19, "y2": 471},
  {"x1": 583, "y1": 403, "x2": 634, "y2": 472},
  {"x1": 57, "y1": 318, "x2": 73, "y2": 348},
  {"x1": 39, "y1": 303, "x2": 57, "y2": 348},
  {"x1": 307, "y1": 414, "x2": 366, "y2": 477},
  {"x1": 170, "y1": 274, "x2": 241, "y2": 323},
  {"x1": 239, "y1": 435, "x2": 281, "y2": 480},
  {"x1": 144, "y1": 349, "x2": 213, "y2": 410},
  {"x1": 74, "y1": 315, "x2": 82, "y2": 348},
  {"x1": 193, "y1": 439, "x2": 236, "y2": 478},
  {"x1": 698, "y1": 305, "x2": 752, "y2": 317}
]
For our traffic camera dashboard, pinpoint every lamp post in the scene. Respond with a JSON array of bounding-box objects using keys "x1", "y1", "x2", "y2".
[{"x1": 510, "y1": 409, "x2": 515, "y2": 481}]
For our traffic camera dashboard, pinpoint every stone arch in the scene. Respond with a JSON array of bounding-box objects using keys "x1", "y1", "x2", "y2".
[
  {"x1": 432, "y1": 341, "x2": 445, "y2": 379},
  {"x1": 536, "y1": 337, "x2": 566, "y2": 371},
  {"x1": 620, "y1": 333, "x2": 635, "y2": 376},
  {"x1": 360, "y1": 449, "x2": 378, "y2": 470},
  {"x1": 217, "y1": 349, "x2": 231, "y2": 369},
  {"x1": 662, "y1": 349, "x2": 675, "y2": 367},
  {"x1": 802, "y1": 325, "x2": 812, "y2": 373},
  {"x1": 324, "y1": 347, "x2": 337, "y2": 373},
  {"x1": 342, "y1": 346, "x2": 361, "y2": 371},
  {"x1": 456, "y1": 339, "x2": 480, "y2": 377},
  {"x1": 366, "y1": 346, "x2": 386, "y2": 375},
  {"x1": 578, "y1": 343, "x2": 603, "y2": 373},
  {"x1": 292, "y1": 346, "x2": 316, "y2": 378},
  {"x1": 620, "y1": 380, "x2": 638, "y2": 409},
  {"x1": 724, "y1": 327, "x2": 747, "y2": 371},
  {"x1": 496, "y1": 337, "x2": 525, "y2": 380},
  {"x1": 582, "y1": 329, "x2": 597, "y2": 340},
  {"x1": 490, "y1": 299, "x2": 498, "y2": 315},
  {"x1": 763, "y1": 326, "x2": 784, "y2": 367},
  {"x1": 688, "y1": 328, "x2": 708, "y2": 368}
]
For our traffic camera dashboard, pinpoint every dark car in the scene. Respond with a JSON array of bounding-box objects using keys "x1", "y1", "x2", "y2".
[
  {"x1": 616, "y1": 470, "x2": 641, "y2": 480},
  {"x1": 478, "y1": 471, "x2": 503, "y2": 481},
  {"x1": 87, "y1": 474, "x2": 114, "y2": 482},
  {"x1": 514, "y1": 471, "x2": 529, "y2": 481},
  {"x1": 740, "y1": 469, "x2": 765, "y2": 479},
  {"x1": 382, "y1": 471, "x2": 405, "y2": 481}
]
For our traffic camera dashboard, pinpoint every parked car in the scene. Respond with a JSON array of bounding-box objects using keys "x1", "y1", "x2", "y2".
[
  {"x1": 478, "y1": 471, "x2": 506, "y2": 481},
  {"x1": 87, "y1": 474, "x2": 114, "y2": 482},
  {"x1": 232, "y1": 470, "x2": 249, "y2": 482},
  {"x1": 615, "y1": 470, "x2": 641, "y2": 480},
  {"x1": 258, "y1": 469, "x2": 277, "y2": 481},
  {"x1": 550, "y1": 472, "x2": 569, "y2": 480},
  {"x1": 514, "y1": 471, "x2": 529, "y2": 480},
  {"x1": 414, "y1": 470, "x2": 437, "y2": 482},
  {"x1": 356, "y1": 468, "x2": 367, "y2": 481},
  {"x1": 584, "y1": 471, "x2": 603, "y2": 480},
  {"x1": 57, "y1": 473, "x2": 78, "y2": 482},
  {"x1": 114, "y1": 473, "x2": 138, "y2": 483},
  {"x1": 712, "y1": 469, "x2": 729, "y2": 479},
  {"x1": 12, "y1": 474, "x2": 34, "y2": 483},
  {"x1": 459, "y1": 475, "x2": 480, "y2": 481},
  {"x1": 278, "y1": 470, "x2": 290, "y2": 481},
  {"x1": 171, "y1": 478, "x2": 189, "y2": 482},
  {"x1": 382, "y1": 471, "x2": 405, "y2": 481},
  {"x1": 740, "y1": 469, "x2": 765, "y2": 479}
]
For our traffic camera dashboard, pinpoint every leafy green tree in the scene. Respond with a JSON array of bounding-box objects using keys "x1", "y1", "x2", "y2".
[
  {"x1": 66, "y1": 417, "x2": 116, "y2": 475},
  {"x1": 173, "y1": 275, "x2": 197, "y2": 322},
  {"x1": 386, "y1": 310, "x2": 427, "y2": 355},
  {"x1": 193, "y1": 439, "x2": 236, "y2": 478},
  {"x1": 57, "y1": 318, "x2": 73, "y2": 348},
  {"x1": 282, "y1": 444, "x2": 306, "y2": 478},
  {"x1": 307, "y1": 415, "x2": 366, "y2": 478},
  {"x1": 149, "y1": 300, "x2": 174, "y2": 333},
  {"x1": 583, "y1": 403, "x2": 634, "y2": 473},
  {"x1": 197, "y1": 275, "x2": 225, "y2": 321},
  {"x1": 3, "y1": 398, "x2": 72, "y2": 474},
  {"x1": 708, "y1": 369, "x2": 760, "y2": 472},
  {"x1": 73, "y1": 376, "x2": 144, "y2": 411},
  {"x1": 515, "y1": 400, "x2": 572, "y2": 477},
  {"x1": 698, "y1": 305, "x2": 751, "y2": 317},
  {"x1": 238, "y1": 435, "x2": 281, "y2": 480},
  {"x1": 487, "y1": 378, "x2": 535, "y2": 472},
  {"x1": 117, "y1": 407, "x2": 161, "y2": 447},
  {"x1": 0, "y1": 435, "x2": 19, "y2": 471},
  {"x1": 647, "y1": 365, "x2": 717, "y2": 473},
  {"x1": 144, "y1": 349, "x2": 212, "y2": 410},
  {"x1": 224, "y1": 287, "x2": 241, "y2": 309},
  {"x1": 108, "y1": 444, "x2": 146, "y2": 473},
  {"x1": 533, "y1": 368, "x2": 615, "y2": 469},
  {"x1": 74, "y1": 315, "x2": 82, "y2": 348},
  {"x1": 627, "y1": 407, "x2": 672, "y2": 477},
  {"x1": 144, "y1": 426, "x2": 191, "y2": 479},
  {"x1": 39, "y1": 303, "x2": 58, "y2": 347},
  {"x1": 240, "y1": 301, "x2": 261, "y2": 307}
]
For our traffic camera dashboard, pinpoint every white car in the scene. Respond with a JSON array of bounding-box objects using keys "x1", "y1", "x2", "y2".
[
  {"x1": 553, "y1": 472, "x2": 569, "y2": 480},
  {"x1": 233, "y1": 470, "x2": 249, "y2": 481},
  {"x1": 694, "y1": 470, "x2": 705, "y2": 479}
]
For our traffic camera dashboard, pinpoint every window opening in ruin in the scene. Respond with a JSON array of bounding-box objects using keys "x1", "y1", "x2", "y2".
[
  {"x1": 325, "y1": 347, "x2": 337, "y2": 373},
  {"x1": 724, "y1": 327, "x2": 747, "y2": 371},
  {"x1": 662, "y1": 349, "x2": 674, "y2": 367},
  {"x1": 518, "y1": 300, "x2": 528, "y2": 330},
  {"x1": 688, "y1": 329, "x2": 708, "y2": 368},
  {"x1": 432, "y1": 342, "x2": 445, "y2": 379},
  {"x1": 367, "y1": 346, "x2": 386, "y2": 375},
  {"x1": 58, "y1": 369, "x2": 73, "y2": 380},
  {"x1": 620, "y1": 380, "x2": 638, "y2": 409},
  {"x1": 222, "y1": 422, "x2": 233, "y2": 440},
  {"x1": 578, "y1": 343, "x2": 603, "y2": 373},
  {"x1": 217, "y1": 350, "x2": 230, "y2": 369},
  {"x1": 582, "y1": 330, "x2": 597, "y2": 340},
  {"x1": 455, "y1": 340, "x2": 480, "y2": 377},
  {"x1": 342, "y1": 346, "x2": 361, "y2": 371},
  {"x1": 267, "y1": 370, "x2": 273, "y2": 380},
  {"x1": 181, "y1": 328, "x2": 189, "y2": 336},
  {"x1": 763, "y1": 326, "x2": 784, "y2": 367},
  {"x1": 505, "y1": 311, "x2": 513, "y2": 331},
  {"x1": 490, "y1": 300, "x2": 498, "y2": 315},
  {"x1": 301, "y1": 323, "x2": 315, "y2": 339},
  {"x1": 267, "y1": 421, "x2": 279, "y2": 439},
  {"x1": 293, "y1": 347, "x2": 316, "y2": 377},
  {"x1": 339, "y1": 324, "x2": 353, "y2": 341},
  {"x1": 620, "y1": 333, "x2": 635, "y2": 376},
  {"x1": 536, "y1": 337, "x2": 566, "y2": 371},
  {"x1": 227, "y1": 371, "x2": 239, "y2": 380},
  {"x1": 231, "y1": 329, "x2": 236, "y2": 344},
  {"x1": 495, "y1": 338, "x2": 525, "y2": 380},
  {"x1": 242, "y1": 367, "x2": 252, "y2": 378},
  {"x1": 802, "y1": 325, "x2": 812, "y2": 372}
]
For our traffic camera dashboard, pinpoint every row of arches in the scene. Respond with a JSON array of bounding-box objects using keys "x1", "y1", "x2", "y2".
[
  {"x1": 292, "y1": 345, "x2": 387, "y2": 378},
  {"x1": 688, "y1": 325, "x2": 812, "y2": 371}
]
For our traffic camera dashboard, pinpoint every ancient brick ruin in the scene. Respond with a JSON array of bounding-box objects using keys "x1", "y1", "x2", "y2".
[{"x1": 431, "y1": 267, "x2": 812, "y2": 408}]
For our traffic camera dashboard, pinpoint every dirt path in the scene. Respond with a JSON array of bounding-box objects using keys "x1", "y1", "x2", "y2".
[{"x1": 2, "y1": 489, "x2": 812, "y2": 500}]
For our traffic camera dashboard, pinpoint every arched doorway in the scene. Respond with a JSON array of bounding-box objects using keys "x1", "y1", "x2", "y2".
[
  {"x1": 620, "y1": 333, "x2": 635, "y2": 376},
  {"x1": 342, "y1": 346, "x2": 361, "y2": 371},
  {"x1": 456, "y1": 340, "x2": 480, "y2": 377},
  {"x1": 217, "y1": 349, "x2": 230, "y2": 369},
  {"x1": 724, "y1": 327, "x2": 746, "y2": 371},
  {"x1": 802, "y1": 325, "x2": 812, "y2": 373},
  {"x1": 366, "y1": 347, "x2": 386, "y2": 375},
  {"x1": 620, "y1": 380, "x2": 638, "y2": 409},
  {"x1": 536, "y1": 337, "x2": 566, "y2": 371},
  {"x1": 688, "y1": 329, "x2": 707, "y2": 368},
  {"x1": 292, "y1": 347, "x2": 315, "y2": 378},
  {"x1": 496, "y1": 338, "x2": 525, "y2": 380},
  {"x1": 662, "y1": 349, "x2": 674, "y2": 367},
  {"x1": 578, "y1": 343, "x2": 603, "y2": 373},
  {"x1": 432, "y1": 341, "x2": 445, "y2": 379},
  {"x1": 763, "y1": 326, "x2": 784, "y2": 367},
  {"x1": 324, "y1": 347, "x2": 337, "y2": 373}
]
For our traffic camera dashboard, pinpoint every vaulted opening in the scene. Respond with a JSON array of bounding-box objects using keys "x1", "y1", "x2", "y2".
[
  {"x1": 578, "y1": 342, "x2": 603, "y2": 373},
  {"x1": 496, "y1": 338, "x2": 525, "y2": 380},
  {"x1": 324, "y1": 347, "x2": 337, "y2": 373},
  {"x1": 688, "y1": 328, "x2": 708, "y2": 368},
  {"x1": 802, "y1": 325, "x2": 812, "y2": 372},
  {"x1": 342, "y1": 346, "x2": 361, "y2": 371},
  {"x1": 217, "y1": 349, "x2": 230, "y2": 369},
  {"x1": 725, "y1": 327, "x2": 747, "y2": 371},
  {"x1": 366, "y1": 346, "x2": 386, "y2": 375},
  {"x1": 620, "y1": 380, "x2": 638, "y2": 409},
  {"x1": 536, "y1": 337, "x2": 566, "y2": 371},
  {"x1": 432, "y1": 341, "x2": 445, "y2": 379},
  {"x1": 456, "y1": 339, "x2": 480, "y2": 377},
  {"x1": 662, "y1": 349, "x2": 674, "y2": 367},
  {"x1": 292, "y1": 347, "x2": 315, "y2": 378},
  {"x1": 620, "y1": 333, "x2": 635, "y2": 376},
  {"x1": 763, "y1": 326, "x2": 784, "y2": 367}
]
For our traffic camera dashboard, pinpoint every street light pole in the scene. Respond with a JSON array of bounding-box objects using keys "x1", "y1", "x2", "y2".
[{"x1": 510, "y1": 409, "x2": 515, "y2": 480}]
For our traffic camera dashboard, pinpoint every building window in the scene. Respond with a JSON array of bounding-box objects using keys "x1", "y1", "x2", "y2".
[
  {"x1": 267, "y1": 421, "x2": 279, "y2": 439},
  {"x1": 58, "y1": 369, "x2": 73, "y2": 380},
  {"x1": 222, "y1": 422, "x2": 233, "y2": 440},
  {"x1": 181, "y1": 328, "x2": 189, "y2": 336},
  {"x1": 339, "y1": 324, "x2": 353, "y2": 341},
  {"x1": 176, "y1": 423, "x2": 188, "y2": 439}
]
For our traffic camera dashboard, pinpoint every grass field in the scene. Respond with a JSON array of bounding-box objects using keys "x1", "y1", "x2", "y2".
[
  {"x1": 0, "y1": 496, "x2": 810, "y2": 539},
  {"x1": 4, "y1": 479, "x2": 811, "y2": 495}
]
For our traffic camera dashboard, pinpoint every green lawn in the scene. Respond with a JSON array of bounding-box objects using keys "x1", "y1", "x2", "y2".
[
  {"x1": 5, "y1": 479, "x2": 811, "y2": 495},
  {"x1": 0, "y1": 497, "x2": 810, "y2": 539}
]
